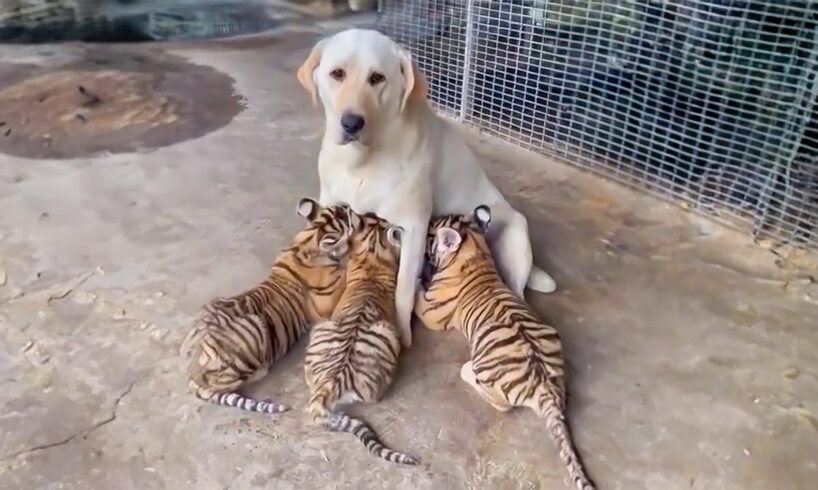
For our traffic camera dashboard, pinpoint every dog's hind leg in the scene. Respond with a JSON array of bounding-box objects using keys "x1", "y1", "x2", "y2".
[
  {"x1": 492, "y1": 210, "x2": 556, "y2": 296},
  {"x1": 527, "y1": 264, "x2": 557, "y2": 294}
]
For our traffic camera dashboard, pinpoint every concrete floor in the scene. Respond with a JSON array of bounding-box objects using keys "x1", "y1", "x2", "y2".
[{"x1": 2, "y1": 18, "x2": 818, "y2": 490}]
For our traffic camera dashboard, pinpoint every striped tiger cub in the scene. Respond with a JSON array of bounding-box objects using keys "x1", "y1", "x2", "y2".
[
  {"x1": 180, "y1": 197, "x2": 352, "y2": 415},
  {"x1": 415, "y1": 206, "x2": 595, "y2": 490},
  {"x1": 304, "y1": 209, "x2": 418, "y2": 466}
]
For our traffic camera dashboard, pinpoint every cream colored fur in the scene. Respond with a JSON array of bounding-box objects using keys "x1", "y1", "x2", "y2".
[{"x1": 297, "y1": 29, "x2": 556, "y2": 348}]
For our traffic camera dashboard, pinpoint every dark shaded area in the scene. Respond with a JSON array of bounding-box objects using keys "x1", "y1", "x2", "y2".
[
  {"x1": 0, "y1": 47, "x2": 244, "y2": 159},
  {"x1": 0, "y1": 2, "x2": 284, "y2": 43}
]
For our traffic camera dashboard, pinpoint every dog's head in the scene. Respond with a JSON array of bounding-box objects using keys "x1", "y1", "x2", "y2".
[{"x1": 297, "y1": 29, "x2": 427, "y2": 148}]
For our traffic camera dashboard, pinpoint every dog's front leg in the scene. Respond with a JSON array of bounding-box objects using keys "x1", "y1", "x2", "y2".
[
  {"x1": 318, "y1": 180, "x2": 334, "y2": 206},
  {"x1": 394, "y1": 219, "x2": 428, "y2": 348}
]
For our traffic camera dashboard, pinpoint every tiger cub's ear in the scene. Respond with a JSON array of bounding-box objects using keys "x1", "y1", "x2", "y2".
[
  {"x1": 296, "y1": 197, "x2": 320, "y2": 220},
  {"x1": 319, "y1": 235, "x2": 349, "y2": 258},
  {"x1": 386, "y1": 225, "x2": 404, "y2": 247},
  {"x1": 472, "y1": 205, "x2": 491, "y2": 232},
  {"x1": 344, "y1": 206, "x2": 362, "y2": 233},
  {"x1": 435, "y1": 227, "x2": 462, "y2": 255}
]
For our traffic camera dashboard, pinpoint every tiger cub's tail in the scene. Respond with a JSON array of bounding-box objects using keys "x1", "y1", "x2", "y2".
[
  {"x1": 324, "y1": 412, "x2": 418, "y2": 465},
  {"x1": 199, "y1": 388, "x2": 289, "y2": 415},
  {"x1": 539, "y1": 403, "x2": 595, "y2": 490},
  {"x1": 308, "y1": 390, "x2": 418, "y2": 465}
]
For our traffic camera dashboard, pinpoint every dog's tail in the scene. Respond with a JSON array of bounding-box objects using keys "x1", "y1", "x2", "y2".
[{"x1": 527, "y1": 265, "x2": 557, "y2": 293}]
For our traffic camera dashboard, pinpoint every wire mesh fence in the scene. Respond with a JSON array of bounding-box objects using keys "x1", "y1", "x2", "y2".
[{"x1": 378, "y1": 0, "x2": 818, "y2": 249}]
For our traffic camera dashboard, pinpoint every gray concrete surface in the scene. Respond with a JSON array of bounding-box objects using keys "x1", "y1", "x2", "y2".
[{"x1": 2, "y1": 20, "x2": 818, "y2": 490}]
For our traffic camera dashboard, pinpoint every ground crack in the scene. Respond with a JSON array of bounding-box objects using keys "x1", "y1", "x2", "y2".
[{"x1": 1, "y1": 377, "x2": 140, "y2": 463}]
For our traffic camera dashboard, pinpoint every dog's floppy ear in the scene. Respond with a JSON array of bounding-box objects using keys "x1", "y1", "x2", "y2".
[
  {"x1": 397, "y1": 48, "x2": 428, "y2": 112},
  {"x1": 297, "y1": 39, "x2": 326, "y2": 106}
]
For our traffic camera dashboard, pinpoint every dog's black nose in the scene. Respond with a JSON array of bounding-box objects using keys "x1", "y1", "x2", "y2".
[{"x1": 341, "y1": 113, "x2": 365, "y2": 135}]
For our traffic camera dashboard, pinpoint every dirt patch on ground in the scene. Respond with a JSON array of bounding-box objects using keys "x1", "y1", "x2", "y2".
[{"x1": 0, "y1": 48, "x2": 244, "y2": 159}]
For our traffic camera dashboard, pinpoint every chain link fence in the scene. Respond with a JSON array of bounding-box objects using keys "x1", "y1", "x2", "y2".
[{"x1": 378, "y1": 0, "x2": 818, "y2": 249}]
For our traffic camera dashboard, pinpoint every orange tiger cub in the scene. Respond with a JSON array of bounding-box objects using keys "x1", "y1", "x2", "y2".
[
  {"x1": 304, "y1": 209, "x2": 418, "y2": 465},
  {"x1": 179, "y1": 198, "x2": 352, "y2": 415},
  {"x1": 415, "y1": 205, "x2": 595, "y2": 490}
]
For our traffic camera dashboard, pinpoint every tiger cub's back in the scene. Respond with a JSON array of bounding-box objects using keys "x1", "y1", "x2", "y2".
[
  {"x1": 304, "y1": 211, "x2": 416, "y2": 465},
  {"x1": 180, "y1": 198, "x2": 352, "y2": 415},
  {"x1": 419, "y1": 206, "x2": 594, "y2": 490}
]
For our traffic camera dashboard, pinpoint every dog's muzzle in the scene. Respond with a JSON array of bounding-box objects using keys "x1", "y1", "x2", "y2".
[{"x1": 340, "y1": 132, "x2": 359, "y2": 145}]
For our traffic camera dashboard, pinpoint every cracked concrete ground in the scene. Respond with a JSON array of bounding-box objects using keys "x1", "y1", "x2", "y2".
[{"x1": 2, "y1": 17, "x2": 818, "y2": 490}]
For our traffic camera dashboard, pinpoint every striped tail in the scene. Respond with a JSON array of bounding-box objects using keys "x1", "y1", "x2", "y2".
[
  {"x1": 542, "y1": 408, "x2": 595, "y2": 490},
  {"x1": 202, "y1": 389, "x2": 289, "y2": 415},
  {"x1": 322, "y1": 412, "x2": 418, "y2": 466}
]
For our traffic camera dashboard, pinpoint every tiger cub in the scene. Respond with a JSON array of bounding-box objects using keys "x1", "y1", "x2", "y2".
[
  {"x1": 415, "y1": 206, "x2": 595, "y2": 490},
  {"x1": 180, "y1": 197, "x2": 352, "y2": 415},
  {"x1": 304, "y1": 209, "x2": 418, "y2": 465}
]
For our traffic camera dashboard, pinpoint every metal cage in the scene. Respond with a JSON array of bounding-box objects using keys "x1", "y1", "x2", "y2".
[{"x1": 378, "y1": 0, "x2": 818, "y2": 249}]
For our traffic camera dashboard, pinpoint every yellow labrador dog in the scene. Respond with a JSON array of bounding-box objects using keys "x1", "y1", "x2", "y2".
[{"x1": 297, "y1": 29, "x2": 556, "y2": 347}]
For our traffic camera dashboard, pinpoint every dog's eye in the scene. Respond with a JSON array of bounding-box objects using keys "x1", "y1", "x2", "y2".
[
  {"x1": 330, "y1": 68, "x2": 345, "y2": 81},
  {"x1": 368, "y1": 72, "x2": 385, "y2": 85}
]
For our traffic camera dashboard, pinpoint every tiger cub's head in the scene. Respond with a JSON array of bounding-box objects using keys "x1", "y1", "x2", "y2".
[
  {"x1": 345, "y1": 210, "x2": 404, "y2": 273},
  {"x1": 290, "y1": 197, "x2": 361, "y2": 316},
  {"x1": 293, "y1": 197, "x2": 357, "y2": 263},
  {"x1": 425, "y1": 205, "x2": 492, "y2": 273}
]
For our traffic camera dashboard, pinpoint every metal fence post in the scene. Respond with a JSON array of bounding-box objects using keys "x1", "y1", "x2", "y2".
[{"x1": 459, "y1": 0, "x2": 477, "y2": 123}]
